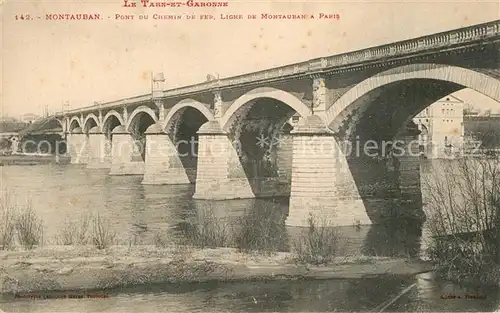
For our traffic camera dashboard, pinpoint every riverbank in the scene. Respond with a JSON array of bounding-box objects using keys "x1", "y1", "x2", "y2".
[
  {"x1": 0, "y1": 245, "x2": 434, "y2": 294},
  {"x1": 0, "y1": 154, "x2": 70, "y2": 166}
]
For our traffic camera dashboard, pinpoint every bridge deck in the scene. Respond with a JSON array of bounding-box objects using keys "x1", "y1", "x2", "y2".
[{"x1": 54, "y1": 20, "x2": 500, "y2": 117}]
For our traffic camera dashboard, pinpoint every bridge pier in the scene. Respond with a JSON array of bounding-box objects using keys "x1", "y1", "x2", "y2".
[
  {"x1": 141, "y1": 123, "x2": 190, "y2": 185},
  {"x1": 286, "y1": 115, "x2": 372, "y2": 227},
  {"x1": 108, "y1": 126, "x2": 144, "y2": 175},
  {"x1": 67, "y1": 129, "x2": 88, "y2": 165},
  {"x1": 86, "y1": 127, "x2": 111, "y2": 169},
  {"x1": 276, "y1": 133, "x2": 293, "y2": 184},
  {"x1": 193, "y1": 121, "x2": 254, "y2": 200}
]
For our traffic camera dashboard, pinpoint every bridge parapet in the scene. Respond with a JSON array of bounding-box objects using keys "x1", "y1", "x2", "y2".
[
  {"x1": 325, "y1": 20, "x2": 499, "y2": 68},
  {"x1": 56, "y1": 94, "x2": 153, "y2": 116}
]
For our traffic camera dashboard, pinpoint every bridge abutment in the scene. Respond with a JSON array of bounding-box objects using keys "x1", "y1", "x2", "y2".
[
  {"x1": 286, "y1": 115, "x2": 372, "y2": 227},
  {"x1": 141, "y1": 123, "x2": 190, "y2": 185},
  {"x1": 193, "y1": 121, "x2": 254, "y2": 200},
  {"x1": 108, "y1": 126, "x2": 144, "y2": 175},
  {"x1": 86, "y1": 128, "x2": 111, "y2": 169}
]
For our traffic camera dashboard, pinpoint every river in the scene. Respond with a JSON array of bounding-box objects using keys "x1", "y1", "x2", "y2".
[
  {"x1": 1, "y1": 163, "x2": 499, "y2": 312},
  {"x1": 0, "y1": 163, "x2": 426, "y2": 256}
]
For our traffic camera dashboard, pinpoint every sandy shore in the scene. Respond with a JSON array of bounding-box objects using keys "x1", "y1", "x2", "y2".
[{"x1": 0, "y1": 245, "x2": 434, "y2": 294}]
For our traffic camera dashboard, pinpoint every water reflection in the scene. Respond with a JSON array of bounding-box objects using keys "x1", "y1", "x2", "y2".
[{"x1": 362, "y1": 220, "x2": 424, "y2": 258}]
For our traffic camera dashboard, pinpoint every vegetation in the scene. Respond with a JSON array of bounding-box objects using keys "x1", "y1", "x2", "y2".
[
  {"x1": 177, "y1": 200, "x2": 289, "y2": 255},
  {"x1": 465, "y1": 118, "x2": 500, "y2": 150},
  {"x1": 90, "y1": 213, "x2": 116, "y2": 250},
  {"x1": 179, "y1": 207, "x2": 230, "y2": 249},
  {"x1": 292, "y1": 214, "x2": 344, "y2": 265},
  {"x1": 0, "y1": 194, "x2": 45, "y2": 250},
  {"x1": 233, "y1": 201, "x2": 287, "y2": 255},
  {"x1": 55, "y1": 212, "x2": 116, "y2": 249},
  {"x1": 0, "y1": 195, "x2": 16, "y2": 250},
  {"x1": 423, "y1": 157, "x2": 500, "y2": 285},
  {"x1": 57, "y1": 213, "x2": 92, "y2": 245},
  {"x1": 15, "y1": 203, "x2": 44, "y2": 250}
]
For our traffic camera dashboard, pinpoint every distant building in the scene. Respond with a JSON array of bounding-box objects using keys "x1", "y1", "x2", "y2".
[
  {"x1": 413, "y1": 95, "x2": 464, "y2": 158},
  {"x1": 19, "y1": 113, "x2": 41, "y2": 124}
]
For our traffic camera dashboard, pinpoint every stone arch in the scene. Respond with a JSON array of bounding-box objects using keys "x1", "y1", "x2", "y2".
[
  {"x1": 220, "y1": 87, "x2": 312, "y2": 132},
  {"x1": 83, "y1": 113, "x2": 100, "y2": 134},
  {"x1": 216, "y1": 87, "x2": 311, "y2": 198},
  {"x1": 163, "y1": 99, "x2": 214, "y2": 132},
  {"x1": 69, "y1": 116, "x2": 82, "y2": 132},
  {"x1": 100, "y1": 110, "x2": 124, "y2": 162},
  {"x1": 325, "y1": 63, "x2": 500, "y2": 129},
  {"x1": 321, "y1": 63, "x2": 500, "y2": 225},
  {"x1": 102, "y1": 110, "x2": 125, "y2": 129},
  {"x1": 102, "y1": 110, "x2": 125, "y2": 143},
  {"x1": 124, "y1": 106, "x2": 158, "y2": 161},
  {"x1": 125, "y1": 105, "x2": 158, "y2": 132},
  {"x1": 159, "y1": 99, "x2": 214, "y2": 184}
]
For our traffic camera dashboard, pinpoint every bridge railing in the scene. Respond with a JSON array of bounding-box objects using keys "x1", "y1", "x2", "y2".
[
  {"x1": 162, "y1": 20, "x2": 500, "y2": 96},
  {"x1": 325, "y1": 20, "x2": 499, "y2": 68},
  {"x1": 53, "y1": 20, "x2": 500, "y2": 117}
]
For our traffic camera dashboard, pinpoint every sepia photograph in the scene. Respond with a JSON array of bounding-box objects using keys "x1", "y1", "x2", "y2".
[{"x1": 0, "y1": 0, "x2": 500, "y2": 312}]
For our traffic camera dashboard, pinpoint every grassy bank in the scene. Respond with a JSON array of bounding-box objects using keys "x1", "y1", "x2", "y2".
[{"x1": 0, "y1": 245, "x2": 433, "y2": 295}]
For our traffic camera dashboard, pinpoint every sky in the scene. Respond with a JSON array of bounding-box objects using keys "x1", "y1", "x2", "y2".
[{"x1": 1, "y1": 0, "x2": 499, "y2": 118}]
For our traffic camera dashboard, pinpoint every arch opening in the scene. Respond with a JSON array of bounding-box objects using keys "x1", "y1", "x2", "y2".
[
  {"x1": 169, "y1": 107, "x2": 209, "y2": 183},
  {"x1": 226, "y1": 97, "x2": 298, "y2": 197},
  {"x1": 83, "y1": 117, "x2": 98, "y2": 135},
  {"x1": 103, "y1": 115, "x2": 122, "y2": 141},
  {"x1": 102, "y1": 115, "x2": 122, "y2": 159},
  {"x1": 329, "y1": 76, "x2": 500, "y2": 228},
  {"x1": 69, "y1": 119, "x2": 81, "y2": 133},
  {"x1": 128, "y1": 112, "x2": 157, "y2": 161}
]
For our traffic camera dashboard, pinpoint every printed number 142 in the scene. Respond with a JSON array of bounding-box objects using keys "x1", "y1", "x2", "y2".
[{"x1": 15, "y1": 15, "x2": 32, "y2": 20}]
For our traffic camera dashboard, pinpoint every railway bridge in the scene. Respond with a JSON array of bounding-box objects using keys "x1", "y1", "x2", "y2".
[{"x1": 36, "y1": 20, "x2": 500, "y2": 227}]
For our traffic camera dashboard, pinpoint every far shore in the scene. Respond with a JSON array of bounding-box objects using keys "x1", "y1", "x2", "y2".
[
  {"x1": 0, "y1": 245, "x2": 434, "y2": 295},
  {"x1": 0, "y1": 154, "x2": 70, "y2": 165}
]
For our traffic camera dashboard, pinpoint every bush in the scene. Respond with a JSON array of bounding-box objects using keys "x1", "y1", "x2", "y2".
[
  {"x1": 292, "y1": 214, "x2": 343, "y2": 265},
  {"x1": 91, "y1": 213, "x2": 116, "y2": 250},
  {"x1": 0, "y1": 196, "x2": 16, "y2": 250},
  {"x1": 233, "y1": 201, "x2": 287, "y2": 255},
  {"x1": 15, "y1": 203, "x2": 43, "y2": 250},
  {"x1": 423, "y1": 157, "x2": 500, "y2": 285},
  {"x1": 179, "y1": 207, "x2": 230, "y2": 249},
  {"x1": 57, "y1": 213, "x2": 91, "y2": 245}
]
